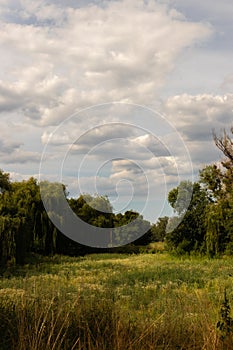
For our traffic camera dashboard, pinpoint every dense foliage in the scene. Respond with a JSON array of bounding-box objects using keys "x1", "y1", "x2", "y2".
[
  {"x1": 166, "y1": 181, "x2": 209, "y2": 254},
  {"x1": 166, "y1": 127, "x2": 233, "y2": 256},
  {"x1": 0, "y1": 172, "x2": 151, "y2": 267}
]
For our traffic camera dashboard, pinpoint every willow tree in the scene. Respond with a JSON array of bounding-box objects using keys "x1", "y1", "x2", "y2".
[
  {"x1": 0, "y1": 175, "x2": 62, "y2": 266},
  {"x1": 205, "y1": 203, "x2": 225, "y2": 257}
]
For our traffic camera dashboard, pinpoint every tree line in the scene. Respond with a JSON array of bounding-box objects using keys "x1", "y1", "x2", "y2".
[
  {"x1": 0, "y1": 173, "x2": 151, "y2": 267},
  {"x1": 0, "y1": 127, "x2": 232, "y2": 267}
]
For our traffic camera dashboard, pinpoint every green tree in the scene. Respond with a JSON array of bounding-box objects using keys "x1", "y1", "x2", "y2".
[
  {"x1": 0, "y1": 177, "x2": 65, "y2": 265},
  {"x1": 69, "y1": 194, "x2": 114, "y2": 228},
  {"x1": 168, "y1": 180, "x2": 194, "y2": 215},
  {"x1": 199, "y1": 165, "x2": 222, "y2": 200},
  {"x1": 150, "y1": 216, "x2": 168, "y2": 242},
  {"x1": 0, "y1": 169, "x2": 11, "y2": 193},
  {"x1": 166, "y1": 182, "x2": 209, "y2": 254},
  {"x1": 113, "y1": 210, "x2": 151, "y2": 246},
  {"x1": 0, "y1": 177, "x2": 39, "y2": 265}
]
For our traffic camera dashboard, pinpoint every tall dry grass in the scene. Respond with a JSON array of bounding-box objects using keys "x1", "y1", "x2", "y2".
[{"x1": 0, "y1": 253, "x2": 233, "y2": 349}]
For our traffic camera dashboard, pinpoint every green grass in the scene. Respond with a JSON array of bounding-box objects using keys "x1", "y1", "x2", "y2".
[{"x1": 1, "y1": 253, "x2": 233, "y2": 349}]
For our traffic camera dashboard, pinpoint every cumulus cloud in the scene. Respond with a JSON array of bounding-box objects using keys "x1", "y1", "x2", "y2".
[
  {"x1": 0, "y1": 128, "x2": 42, "y2": 165},
  {"x1": 164, "y1": 94, "x2": 233, "y2": 136},
  {"x1": 0, "y1": 138, "x2": 22, "y2": 154},
  {"x1": 0, "y1": 133, "x2": 41, "y2": 164},
  {"x1": 1, "y1": 151, "x2": 41, "y2": 164},
  {"x1": 132, "y1": 134, "x2": 171, "y2": 157},
  {"x1": 0, "y1": 0, "x2": 212, "y2": 126},
  {"x1": 163, "y1": 93, "x2": 233, "y2": 165}
]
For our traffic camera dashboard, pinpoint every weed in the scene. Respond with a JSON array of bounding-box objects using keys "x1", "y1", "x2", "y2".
[
  {"x1": 0, "y1": 253, "x2": 233, "y2": 349},
  {"x1": 217, "y1": 288, "x2": 233, "y2": 348}
]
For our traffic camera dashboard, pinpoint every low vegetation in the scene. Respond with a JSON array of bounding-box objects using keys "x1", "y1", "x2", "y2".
[{"x1": 1, "y1": 253, "x2": 233, "y2": 349}]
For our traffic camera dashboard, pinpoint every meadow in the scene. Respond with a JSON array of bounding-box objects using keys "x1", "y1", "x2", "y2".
[{"x1": 0, "y1": 251, "x2": 233, "y2": 350}]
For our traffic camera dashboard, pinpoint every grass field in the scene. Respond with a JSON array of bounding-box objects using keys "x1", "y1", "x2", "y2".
[{"x1": 1, "y1": 252, "x2": 233, "y2": 349}]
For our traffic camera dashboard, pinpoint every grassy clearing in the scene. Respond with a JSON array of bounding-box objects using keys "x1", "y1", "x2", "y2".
[{"x1": 0, "y1": 253, "x2": 233, "y2": 349}]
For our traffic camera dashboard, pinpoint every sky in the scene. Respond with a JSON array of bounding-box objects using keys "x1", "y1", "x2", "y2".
[{"x1": 0, "y1": 0, "x2": 232, "y2": 224}]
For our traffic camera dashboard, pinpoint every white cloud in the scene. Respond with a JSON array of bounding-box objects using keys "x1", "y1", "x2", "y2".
[
  {"x1": 18, "y1": 0, "x2": 65, "y2": 23},
  {"x1": 162, "y1": 93, "x2": 233, "y2": 167},
  {"x1": 164, "y1": 93, "x2": 233, "y2": 140},
  {"x1": 0, "y1": 134, "x2": 41, "y2": 164},
  {"x1": 1, "y1": 150, "x2": 41, "y2": 164},
  {"x1": 0, "y1": 0, "x2": 212, "y2": 126},
  {"x1": 132, "y1": 134, "x2": 170, "y2": 157}
]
